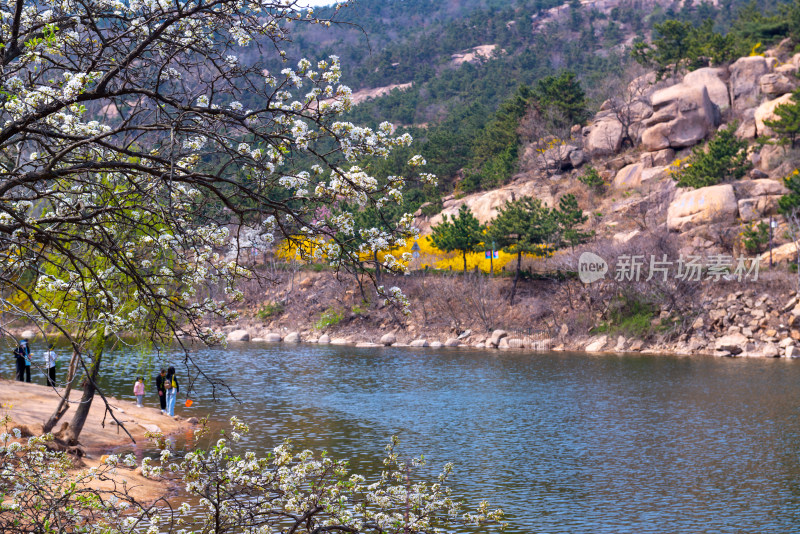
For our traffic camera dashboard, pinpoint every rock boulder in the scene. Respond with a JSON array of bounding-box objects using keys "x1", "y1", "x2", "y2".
[
  {"x1": 489, "y1": 329, "x2": 508, "y2": 347},
  {"x1": 284, "y1": 332, "x2": 300, "y2": 343},
  {"x1": 683, "y1": 67, "x2": 730, "y2": 111},
  {"x1": 613, "y1": 162, "x2": 644, "y2": 190},
  {"x1": 715, "y1": 333, "x2": 749, "y2": 355},
  {"x1": 582, "y1": 114, "x2": 623, "y2": 157},
  {"x1": 667, "y1": 184, "x2": 738, "y2": 232},
  {"x1": 754, "y1": 93, "x2": 794, "y2": 137},
  {"x1": 734, "y1": 178, "x2": 787, "y2": 222},
  {"x1": 585, "y1": 336, "x2": 608, "y2": 352},
  {"x1": 641, "y1": 84, "x2": 717, "y2": 151},
  {"x1": 380, "y1": 332, "x2": 396, "y2": 346},
  {"x1": 759, "y1": 72, "x2": 798, "y2": 95},
  {"x1": 227, "y1": 330, "x2": 250, "y2": 342},
  {"x1": 730, "y1": 56, "x2": 769, "y2": 113}
]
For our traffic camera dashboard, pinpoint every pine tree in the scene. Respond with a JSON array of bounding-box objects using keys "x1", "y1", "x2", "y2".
[
  {"x1": 533, "y1": 71, "x2": 590, "y2": 127},
  {"x1": 556, "y1": 194, "x2": 593, "y2": 251},
  {"x1": 488, "y1": 197, "x2": 558, "y2": 305},
  {"x1": 430, "y1": 204, "x2": 485, "y2": 272},
  {"x1": 674, "y1": 123, "x2": 750, "y2": 188},
  {"x1": 765, "y1": 89, "x2": 800, "y2": 149}
]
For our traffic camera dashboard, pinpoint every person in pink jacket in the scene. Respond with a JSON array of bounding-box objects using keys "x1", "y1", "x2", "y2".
[{"x1": 133, "y1": 377, "x2": 145, "y2": 407}]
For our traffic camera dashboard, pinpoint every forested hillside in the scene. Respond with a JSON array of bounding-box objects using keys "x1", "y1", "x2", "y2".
[{"x1": 267, "y1": 0, "x2": 800, "y2": 216}]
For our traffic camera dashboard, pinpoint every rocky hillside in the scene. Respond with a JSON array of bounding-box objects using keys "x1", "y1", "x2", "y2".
[{"x1": 417, "y1": 40, "x2": 800, "y2": 262}]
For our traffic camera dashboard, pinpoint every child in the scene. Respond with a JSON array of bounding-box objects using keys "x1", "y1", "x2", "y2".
[{"x1": 133, "y1": 377, "x2": 145, "y2": 407}]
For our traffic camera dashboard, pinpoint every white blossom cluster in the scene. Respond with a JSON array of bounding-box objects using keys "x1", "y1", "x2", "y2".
[
  {"x1": 0, "y1": 415, "x2": 505, "y2": 533},
  {"x1": 1, "y1": 0, "x2": 435, "y2": 343}
]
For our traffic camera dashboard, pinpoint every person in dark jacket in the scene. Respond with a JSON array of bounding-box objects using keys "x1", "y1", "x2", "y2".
[
  {"x1": 13, "y1": 340, "x2": 31, "y2": 382},
  {"x1": 165, "y1": 366, "x2": 179, "y2": 417},
  {"x1": 155, "y1": 368, "x2": 167, "y2": 414},
  {"x1": 13, "y1": 342, "x2": 26, "y2": 382}
]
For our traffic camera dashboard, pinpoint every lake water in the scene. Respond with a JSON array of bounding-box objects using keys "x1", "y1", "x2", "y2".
[{"x1": 7, "y1": 343, "x2": 800, "y2": 533}]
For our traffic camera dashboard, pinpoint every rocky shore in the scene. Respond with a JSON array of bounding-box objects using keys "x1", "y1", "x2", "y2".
[{"x1": 216, "y1": 286, "x2": 800, "y2": 359}]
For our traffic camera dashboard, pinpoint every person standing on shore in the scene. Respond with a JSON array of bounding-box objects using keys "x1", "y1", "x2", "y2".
[
  {"x1": 12, "y1": 342, "x2": 26, "y2": 382},
  {"x1": 133, "y1": 377, "x2": 145, "y2": 407},
  {"x1": 43, "y1": 344, "x2": 58, "y2": 387},
  {"x1": 165, "y1": 366, "x2": 179, "y2": 417},
  {"x1": 17, "y1": 339, "x2": 32, "y2": 383},
  {"x1": 155, "y1": 369, "x2": 167, "y2": 414}
]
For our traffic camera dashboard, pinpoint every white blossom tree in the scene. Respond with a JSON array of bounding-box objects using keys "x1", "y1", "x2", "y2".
[
  {"x1": 0, "y1": 417, "x2": 505, "y2": 533},
  {"x1": 0, "y1": 0, "x2": 430, "y2": 443}
]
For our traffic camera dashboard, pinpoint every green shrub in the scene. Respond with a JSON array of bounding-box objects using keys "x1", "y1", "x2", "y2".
[
  {"x1": 741, "y1": 221, "x2": 769, "y2": 254},
  {"x1": 673, "y1": 123, "x2": 751, "y2": 188},
  {"x1": 597, "y1": 294, "x2": 657, "y2": 338},
  {"x1": 579, "y1": 166, "x2": 605, "y2": 191},
  {"x1": 351, "y1": 301, "x2": 369, "y2": 315},
  {"x1": 315, "y1": 307, "x2": 344, "y2": 330},
  {"x1": 257, "y1": 301, "x2": 284, "y2": 320}
]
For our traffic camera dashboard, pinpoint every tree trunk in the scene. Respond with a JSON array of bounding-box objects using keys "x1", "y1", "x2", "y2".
[
  {"x1": 66, "y1": 349, "x2": 103, "y2": 446},
  {"x1": 374, "y1": 251, "x2": 382, "y2": 286},
  {"x1": 42, "y1": 350, "x2": 80, "y2": 433},
  {"x1": 462, "y1": 251, "x2": 467, "y2": 273},
  {"x1": 509, "y1": 252, "x2": 522, "y2": 306},
  {"x1": 356, "y1": 267, "x2": 367, "y2": 302}
]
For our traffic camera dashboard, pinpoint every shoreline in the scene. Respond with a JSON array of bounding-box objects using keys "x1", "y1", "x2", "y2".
[
  {"x1": 0, "y1": 379, "x2": 197, "y2": 502},
  {"x1": 217, "y1": 329, "x2": 792, "y2": 359}
]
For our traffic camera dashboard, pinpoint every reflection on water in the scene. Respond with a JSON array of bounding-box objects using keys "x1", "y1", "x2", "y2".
[{"x1": 7, "y1": 343, "x2": 800, "y2": 533}]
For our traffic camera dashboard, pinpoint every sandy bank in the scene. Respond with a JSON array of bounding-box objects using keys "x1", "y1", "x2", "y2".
[{"x1": 0, "y1": 379, "x2": 195, "y2": 502}]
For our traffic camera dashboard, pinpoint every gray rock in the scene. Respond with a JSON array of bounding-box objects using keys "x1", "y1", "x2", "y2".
[
  {"x1": 227, "y1": 329, "x2": 250, "y2": 342},
  {"x1": 330, "y1": 338, "x2": 350, "y2": 345},
  {"x1": 641, "y1": 83, "x2": 717, "y2": 151},
  {"x1": 356, "y1": 342, "x2": 381, "y2": 348},
  {"x1": 585, "y1": 335, "x2": 608, "y2": 352},
  {"x1": 506, "y1": 338, "x2": 524, "y2": 349},
  {"x1": 759, "y1": 72, "x2": 798, "y2": 95},
  {"x1": 380, "y1": 332, "x2": 396, "y2": 346},
  {"x1": 498, "y1": 337, "x2": 510, "y2": 350},
  {"x1": 318, "y1": 334, "x2": 331, "y2": 344},
  {"x1": 20, "y1": 329, "x2": 36, "y2": 340},
  {"x1": 583, "y1": 115, "x2": 623, "y2": 157},
  {"x1": 429, "y1": 341, "x2": 443, "y2": 348},
  {"x1": 489, "y1": 330, "x2": 508, "y2": 347},
  {"x1": 730, "y1": 56, "x2": 769, "y2": 112},
  {"x1": 666, "y1": 184, "x2": 738, "y2": 232},
  {"x1": 760, "y1": 343, "x2": 780, "y2": 358},
  {"x1": 264, "y1": 333, "x2": 281, "y2": 343},
  {"x1": 284, "y1": 332, "x2": 300, "y2": 343},
  {"x1": 409, "y1": 339, "x2": 428, "y2": 347},
  {"x1": 569, "y1": 149, "x2": 586, "y2": 168},
  {"x1": 786, "y1": 345, "x2": 800, "y2": 358},
  {"x1": 444, "y1": 338, "x2": 461, "y2": 347},
  {"x1": 683, "y1": 67, "x2": 731, "y2": 111},
  {"x1": 187, "y1": 417, "x2": 200, "y2": 424},
  {"x1": 715, "y1": 333, "x2": 749, "y2": 355},
  {"x1": 613, "y1": 163, "x2": 644, "y2": 190}
]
